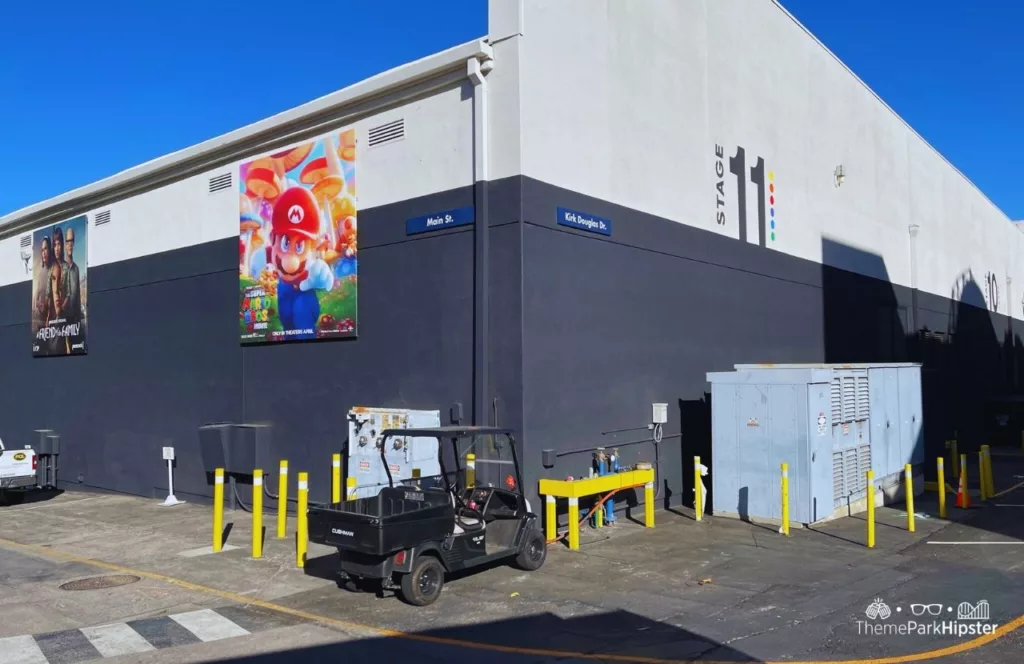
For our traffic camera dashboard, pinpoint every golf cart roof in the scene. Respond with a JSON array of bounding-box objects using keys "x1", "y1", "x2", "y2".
[{"x1": 378, "y1": 426, "x2": 515, "y2": 439}]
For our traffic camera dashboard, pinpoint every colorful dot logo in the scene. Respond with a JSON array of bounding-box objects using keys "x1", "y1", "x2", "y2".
[{"x1": 768, "y1": 170, "x2": 776, "y2": 242}]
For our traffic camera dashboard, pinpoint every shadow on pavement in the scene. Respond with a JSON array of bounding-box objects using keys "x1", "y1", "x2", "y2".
[
  {"x1": 212, "y1": 609, "x2": 757, "y2": 663},
  {"x1": 3, "y1": 488, "x2": 64, "y2": 506}
]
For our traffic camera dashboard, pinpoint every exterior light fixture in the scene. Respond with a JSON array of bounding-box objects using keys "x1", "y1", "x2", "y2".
[{"x1": 834, "y1": 165, "x2": 845, "y2": 187}]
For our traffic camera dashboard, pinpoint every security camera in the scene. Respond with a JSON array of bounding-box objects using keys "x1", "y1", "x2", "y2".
[{"x1": 19, "y1": 251, "x2": 30, "y2": 273}]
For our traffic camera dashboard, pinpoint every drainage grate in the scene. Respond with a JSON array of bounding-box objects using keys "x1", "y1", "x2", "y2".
[{"x1": 59, "y1": 574, "x2": 141, "y2": 591}]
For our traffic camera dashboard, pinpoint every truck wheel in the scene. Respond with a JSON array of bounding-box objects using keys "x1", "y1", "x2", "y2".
[{"x1": 400, "y1": 556, "x2": 445, "y2": 606}]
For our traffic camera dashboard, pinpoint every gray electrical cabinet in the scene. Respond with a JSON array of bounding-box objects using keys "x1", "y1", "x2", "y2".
[
  {"x1": 706, "y1": 363, "x2": 922, "y2": 525},
  {"x1": 346, "y1": 406, "x2": 441, "y2": 499}
]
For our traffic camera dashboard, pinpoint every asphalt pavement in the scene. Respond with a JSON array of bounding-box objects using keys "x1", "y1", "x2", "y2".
[{"x1": 1, "y1": 451, "x2": 1022, "y2": 663}]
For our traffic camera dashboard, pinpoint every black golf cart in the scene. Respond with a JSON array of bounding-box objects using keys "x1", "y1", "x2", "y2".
[{"x1": 307, "y1": 426, "x2": 546, "y2": 606}]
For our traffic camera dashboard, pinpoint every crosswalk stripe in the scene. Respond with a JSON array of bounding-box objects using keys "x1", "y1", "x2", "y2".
[
  {"x1": 0, "y1": 605, "x2": 297, "y2": 663},
  {"x1": 169, "y1": 609, "x2": 250, "y2": 642},
  {"x1": 79, "y1": 623, "x2": 156, "y2": 658},
  {"x1": 125, "y1": 616, "x2": 201, "y2": 650},
  {"x1": 33, "y1": 629, "x2": 101, "y2": 664},
  {"x1": 0, "y1": 635, "x2": 48, "y2": 664}
]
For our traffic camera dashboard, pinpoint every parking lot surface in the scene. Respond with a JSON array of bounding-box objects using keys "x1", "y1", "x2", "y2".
[{"x1": 1, "y1": 453, "x2": 1023, "y2": 663}]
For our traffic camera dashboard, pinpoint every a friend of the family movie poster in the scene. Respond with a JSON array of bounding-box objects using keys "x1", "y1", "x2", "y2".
[
  {"x1": 31, "y1": 215, "x2": 89, "y2": 357},
  {"x1": 238, "y1": 128, "x2": 358, "y2": 344}
]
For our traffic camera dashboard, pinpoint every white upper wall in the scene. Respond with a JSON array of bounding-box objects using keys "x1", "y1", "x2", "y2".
[
  {"x1": 511, "y1": 0, "x2": 1022, "y2": 319},
  {"x1": 0, "y1": 73, "x2": 475, "y2": 288},
  {"x1": 4, "y1": 2, "x2": 1019, "y2": 321}
]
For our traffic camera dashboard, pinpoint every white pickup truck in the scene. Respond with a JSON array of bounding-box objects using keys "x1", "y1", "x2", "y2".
[{"x1": 0, "y1": 437, "x2": 38, "y2": 505}]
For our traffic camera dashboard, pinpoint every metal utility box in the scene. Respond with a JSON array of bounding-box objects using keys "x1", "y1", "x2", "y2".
[
  {"x1": 197, "y1": 422, "x2": 271, "y2": 476},
  {"x1": 706, "y1": 363, "x2": 922, "y2": 525},
  {"x1": 346, "y1": 407, "x2": 441, "y2": 499}
]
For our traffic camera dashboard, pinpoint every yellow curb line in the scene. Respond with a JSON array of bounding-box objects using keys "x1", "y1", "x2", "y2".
[{"x1": 0, "y1": 536, "x2": 1021, "y2": 664}]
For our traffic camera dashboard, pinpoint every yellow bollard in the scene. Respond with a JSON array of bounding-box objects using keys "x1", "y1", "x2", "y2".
[
  {"x1": 982, "y1": 445, "x2": 994, "y2": 497},
  {"x1": 937, "y1": 457, "x2": 947, "y2": 519},
  {"x1": 296, "y1": 472, "x2": 308, "y2": 568},
  {"x1": 781, "y1": 462, "x2": 790, "y2": 536},
  {"x1": 346, "y1": 476, "x2": 357, "y2": 501},
  {"x1": 978, "y1": 451, "x2": 987, "y2": 501},
  {"x1": 644, "y1": 481, "x2": 655, "y2": 528},
  {"x1": 866, "y1": 469, "x2": 876, "y2": 548},
  {"x1": 546, "y1": 495, "x2": 557, "y2": 541},
  {"x1": 277, "y1": 460, "x2": 288, "y2": 539},
  {"x1": 904, "y1": 464, "x2": 915, "y2": 533},
  {"x1": 466, "y1": 453, "x2": 476, "y2": 489},
  {"x1": 567, "y1": 497, "x2": 580, "y2": 550},
  {"x1": 694, "y1": 456, "x2": 703, "y2": 522},
  {"x1": 331, "y1": 453, "x2": 341, "y2": 504},
  {"x1": 595, "y1": 499, "x2": 603, "y2": 528},
  {"x1": 213, "y1": 468, "x2": 225, "y2": 553},
  {"x1": 252, "y1": 469, "x2": 263, "y2": 559}
]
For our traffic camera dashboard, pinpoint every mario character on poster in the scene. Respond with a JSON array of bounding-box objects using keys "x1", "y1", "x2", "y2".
[
  {"x1": 31, "y1": 215, "x2": 89, "y2": 357},
  {"x1": 238, "y1": 129, "x2": 358, "y2": 343}
]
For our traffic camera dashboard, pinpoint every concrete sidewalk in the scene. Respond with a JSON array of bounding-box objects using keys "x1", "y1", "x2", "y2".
[{"x1": 1, "y1": 456, "x2": 1023, "y2": 663}]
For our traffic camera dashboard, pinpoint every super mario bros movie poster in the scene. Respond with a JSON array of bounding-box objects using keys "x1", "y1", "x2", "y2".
[
  {"x1": 31, "y1": 214, "x2": 89, "y2": 357},
  {"x1": 238, "y1": 128, "x2": 358, "y2": 343}
]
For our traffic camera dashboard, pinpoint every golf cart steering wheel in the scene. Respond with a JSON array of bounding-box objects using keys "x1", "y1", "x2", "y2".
[
  {"x1": 456, "y1": 505, "x2": 485, "y2": 531},
  {"x1": 450, "y1": 488, "x2": 485, "y2": 531}
]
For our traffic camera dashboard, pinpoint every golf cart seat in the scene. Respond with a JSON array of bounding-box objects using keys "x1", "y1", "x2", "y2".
[{"x1": 449, "y1": 491, "x2": 485, "y2": 534}]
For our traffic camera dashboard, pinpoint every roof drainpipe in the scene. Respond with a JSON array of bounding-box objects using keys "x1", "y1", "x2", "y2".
[{"x1": 468, "y1": 56, "x2": 493, "y2": 426}]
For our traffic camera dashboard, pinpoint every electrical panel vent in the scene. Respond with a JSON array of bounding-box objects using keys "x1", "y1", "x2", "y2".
[
  {"x1": 833, "y1": 443, "x2": 872, "y2": 503},
  {"x1": 832, "y1": 451, "x2": 844, "y2": 501},
  {"x1": 368, "y1": 118, "x2": 404, "y2": 147},
  {"x1": 19, "y1": 235, "x2": 31, "y2": 248},
  {"x1": 95, "y1": 210, "x2": 112, "y2": 226},
  {"x1": 208, "y1": 173, "x2": 232, "y2": 193},
  {"x1": 831, "y1": 371, "x2": 870, "y2": 424}
]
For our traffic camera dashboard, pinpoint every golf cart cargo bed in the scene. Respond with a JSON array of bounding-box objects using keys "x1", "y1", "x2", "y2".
[{"x1": 308, "y1": 486, "x2": 454, "y2": 556}]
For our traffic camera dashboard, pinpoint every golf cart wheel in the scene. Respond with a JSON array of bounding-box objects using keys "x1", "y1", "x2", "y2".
[
  {"x1": 400, "y1": 555, "x2": 445, "y2": 606},
  {"x1": 514, "y1": 528, "x2": 547, "y2": 571}
]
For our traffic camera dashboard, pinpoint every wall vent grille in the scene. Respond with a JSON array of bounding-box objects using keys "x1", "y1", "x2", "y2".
[
  {"x1": 209, "y1": 173, "x2": 233, "y2": 193},
  {"x1": 95, "y1": 210, "x2": 112, "y2": 226},
  {"x1": 19, "y1": 235, "x2": 31, "y2": 248},
  {"x1": 368, "y1": 118, "x2": 404, "y2": 147}
]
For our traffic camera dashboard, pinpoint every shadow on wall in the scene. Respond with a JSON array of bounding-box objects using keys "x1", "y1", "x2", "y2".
[
  {"x1": 210, "y1": 609, "x2": 757, "y2": 663},
  {"x1": 679, "y1": 394, "x2": 712, "y2": 513},
  {"x1": 676, "y1": 237, "x2": 1021, "y2": 515},
  {"x1": 821, "y1": 238, "x2": 1024, "y2": 479}
]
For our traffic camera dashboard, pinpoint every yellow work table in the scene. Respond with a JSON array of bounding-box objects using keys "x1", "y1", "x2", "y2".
[{"x1": 539, "y1": 467, "x2": 655, "y2": 550}]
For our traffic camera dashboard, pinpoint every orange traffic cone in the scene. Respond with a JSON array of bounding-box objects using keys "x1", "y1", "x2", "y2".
[{"x1": 956, "y1": 466, "x2": 970, "y2": 509}]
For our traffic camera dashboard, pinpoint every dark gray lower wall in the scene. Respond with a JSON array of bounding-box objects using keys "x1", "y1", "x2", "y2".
[
  {"x1": 0, "y1": 181, "x2": 525, "y2": 505},
  {"x1": 2, "y1": 174, "x2": 1019, "y2": 518},
  {"x1": 519, "y1": 177, "x2": 1024, "y2": 515}
]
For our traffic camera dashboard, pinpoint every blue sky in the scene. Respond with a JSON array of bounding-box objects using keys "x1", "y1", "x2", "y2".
[{"x1": 1, "y1": 1, "x2": 1020, "y2": 219}]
